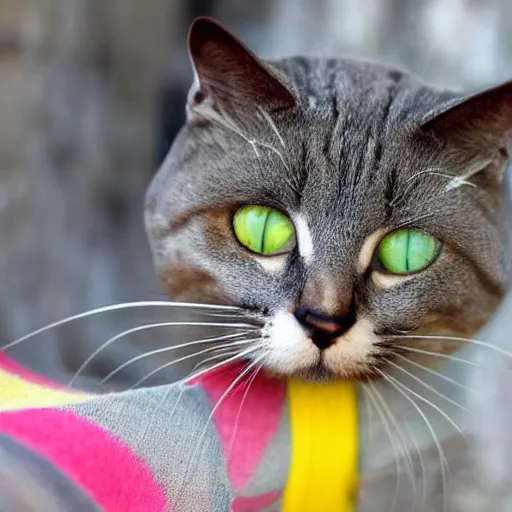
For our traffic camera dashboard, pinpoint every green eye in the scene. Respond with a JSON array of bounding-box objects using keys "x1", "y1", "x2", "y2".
[
  {"x1": 376, "y1": 229, "x2": 441, "y2": 274},
  {"x1": 233, "y1": 205, "x2": 295, "y2": 255}
]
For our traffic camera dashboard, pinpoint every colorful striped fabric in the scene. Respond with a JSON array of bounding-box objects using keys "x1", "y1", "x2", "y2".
[{"x1": 0, "y1": 351, "x2": 359, "y2": 511}]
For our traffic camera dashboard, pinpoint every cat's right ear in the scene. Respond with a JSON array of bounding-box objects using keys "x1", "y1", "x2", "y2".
[
  {"x1": 186, "y1": 17, "x2": 295, "y2": 121},
  {"x1": 420, "y1": 79, "x2": 512, "y2": 186},
  {"x1": 421, "y1": 80, "x2": 512, "y2": 158}
]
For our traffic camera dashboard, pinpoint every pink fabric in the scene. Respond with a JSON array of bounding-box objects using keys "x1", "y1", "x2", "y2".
[
  {"x1": 0, "y1": 408, "x2": 167, "y2": 512},
  {"x1": 190, "y1": 364, "x2": 286, "y2": 491},
  {"x1": 231, "y1": 491, "x2": 282, "y2": 511}
]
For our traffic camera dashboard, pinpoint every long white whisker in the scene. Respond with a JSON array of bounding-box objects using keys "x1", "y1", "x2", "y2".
[
  {"x1": 205, "y1": 312, "x2": 259, "y2": 320},
  {"x1": 362, "y1": 384, "x2": 376, "y2": 445},
  {"x1": 132, "y1": 343, "x2": 260, "y2": 389},
  {"x1": 377, "y1": 369, "x2": 449, "y2": 512},
  {"x1": 404, "y1": 169, "x2": 459, "y2": 185},
  {"x1": 191, "y1": 348, "x2": 251, "y2": 372},
  {"x1": 395, "y1": 354, "x2": 472, "y2": 392},
  {"x1": 250, "y1": 138, "x2": 300, "y2": 194},
  {"x1": 390, "y1": 168, "x2": 475, "y2": 207},
  {"x1": 383, "y1": 370, "x2": 467, "y2": 440},
  {"x1": 226, "y1": 364, "x2": 261, "y2": 461},
  {"x1": 364, "y1": 383, "x2": 402, "y2": 512},
  {"x1": 391, "y1": 334, "x2": 512, "y2": 362},
  {"x1": 1, "y1": 301, "x2": 242, "y2": 351},
  {"x1": 98, "y1": 335, "x2": 255, "y2": 385},
  {"x1": 391, "y1": 213, "x2": 434, "y2": 231},
  {"x1": 137, "y1": 382, "x2": 176, "y2": 445},
  {"x1": 396, "y1": 345, "x2": 507, "y2": 371},
  {"x1": 121, "y1": 346, "x2": 226, "y2": 388},
  {"x1": 69, "y1": 322, "x2": 256, "y2": 386},
  {"x1": 255, "y1": 141, "x2": 289, "y2": 169},
  {"x1": 257, "y1": 106, "x2": 286, "y2": 148},
  {"x1": 370, "y1": 382, "x2": 417, "y2": 510},
  {"x1": 374, "y1": 381, "x2": 418, "y2": 510},
  {"x1": 386, "y1": 358, "x2": 471, "y2": 413},
  {"x1": 404, "y1": 420, "x2": 427, "y2": 505},
  {"x1": 137, "y1": 348, "x2": 262, "y2": 446},
  {"x1": 183, "y1": 349, "x2": 255, "y2": 385},
  {"x1": 177, "y1": 357, "x2": 264, "y2": 504}
]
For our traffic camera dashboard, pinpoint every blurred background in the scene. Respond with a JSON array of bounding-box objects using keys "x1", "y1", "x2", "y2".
[{"x1": 0, "y1": 0, "x2": 511, "y2": 389}]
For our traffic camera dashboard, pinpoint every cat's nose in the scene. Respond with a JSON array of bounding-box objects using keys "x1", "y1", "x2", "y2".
[{"x1": 294, "y1": 308, "x2": 355, "y2": 350}]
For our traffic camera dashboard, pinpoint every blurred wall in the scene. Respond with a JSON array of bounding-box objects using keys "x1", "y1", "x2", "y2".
[{"x1": 0, "y1": 0, "x2": 510, "y2": 388}]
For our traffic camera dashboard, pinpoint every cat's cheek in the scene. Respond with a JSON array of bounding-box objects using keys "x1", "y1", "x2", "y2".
[
  {"x1": 261, "y1": 311, "x2": 319, "y2": 375},
  {"x1": 323, "y1": 318, "x2": 377, "y2": 378}
]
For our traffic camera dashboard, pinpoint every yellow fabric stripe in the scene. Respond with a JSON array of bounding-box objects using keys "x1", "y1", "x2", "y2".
[
  {"x1": 0, "y1": 368, "x2": 91, "y2": 411},
  {"x1": 282, "y1": 379, "x2": 359, "y2": 512}
]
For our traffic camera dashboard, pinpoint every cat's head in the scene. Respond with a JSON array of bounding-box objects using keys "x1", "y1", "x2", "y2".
[{"x1": 145, "y1": 17, "x2": 511, "y2": 381}]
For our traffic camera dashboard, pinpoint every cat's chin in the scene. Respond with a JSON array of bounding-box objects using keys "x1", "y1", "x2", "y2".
[{"x1": 259, "y1": 361, "x2": 381, "y2": 383}]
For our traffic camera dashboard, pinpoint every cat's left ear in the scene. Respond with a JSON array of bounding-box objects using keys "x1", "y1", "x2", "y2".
[
  {"x1": 420, "y1": 79, "x2": 512, "y2": 177},
  {"x1": 186, "y1": 17, "x2": 295, "y2": 119}
]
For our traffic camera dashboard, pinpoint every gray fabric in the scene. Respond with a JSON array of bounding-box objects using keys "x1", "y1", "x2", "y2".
[
  {"x1": 0, "y1": 433, "x2": 101, "y2": 512},
  {"x1": 71, "y1": 383, "x2": 233, "y2": 512},
  {"x1": 242, "y1": 399, "x2": 290, "y2": 497}
]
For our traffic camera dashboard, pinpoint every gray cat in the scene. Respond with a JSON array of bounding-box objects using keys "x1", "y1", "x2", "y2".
[
  {"x1": 146, "y1": 16, "x2": 510, "y2": 388},
  {"x1": 145, "y1": 17, "x2": 512, "y2": 511}
]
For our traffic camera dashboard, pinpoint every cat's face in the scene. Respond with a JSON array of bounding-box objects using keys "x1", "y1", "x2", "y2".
[{"x1": 145, "y1": 18, "x2": 511, "y2": 381}]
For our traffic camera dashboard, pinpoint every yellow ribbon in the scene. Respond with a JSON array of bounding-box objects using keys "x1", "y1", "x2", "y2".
[{"x1": 282, "y1": 379, "x2": 359, "y2": 512}]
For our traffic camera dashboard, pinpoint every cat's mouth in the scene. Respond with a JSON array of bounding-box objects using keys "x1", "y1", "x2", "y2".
[{"x1": 247, "y1": 310, "x2": 387, "y2": 381}]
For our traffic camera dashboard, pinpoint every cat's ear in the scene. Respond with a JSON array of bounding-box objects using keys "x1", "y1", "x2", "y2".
[
  {"x1": 421, "y1": 79, "x2": 512, "y2": 155},
  {"x1": 420, "y1": 79, "x2": 512, "y2": 185},
  {"x1": 186, "y1": 17, "x2": 295, "y2": 119}
]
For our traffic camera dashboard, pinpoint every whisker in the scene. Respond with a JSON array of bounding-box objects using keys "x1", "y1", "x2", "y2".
[
  {"x1": 257, "y1": 106, "x2": 286, "y2": 148},
  {"x1": 1, "y1": 301, "x2": 242, "y2": 351},
  {"x1": 376, "y1": 382, "x2": 419, "y2": 510},
  {"x1": 363, "y1": 384, "x2": 401, "y2": 511},
  {"x1": 395, "y1": 345, "x2": 508, "y2": 372},
  {"x1": 98, "y1": 335, "x2": 255, "y2": 385},
  {"x1": 391, "y1": 213, "x2": 434, "y2": 231},
  {"x1": 390, "y1": 167, "x2": 475, "y2": 208},
  {"x1": 395, "y1": 354, "x2": 473, "y2": 392},
  {"x1": 403, "y1": 169, "x2": 459, "y2": 186},
  {"x1": 210, "y1": 101, "x2": 301, "y2": 196},
  {"x1": 226, "y1": 364, "x2": 261, "y2": 461},
  {"x1": 138, "y1": 351, "x2": 252, "y2": 442},
  {"x1": 69, "y1": 322, "x2": 257, "y2": 386},
  {"x1": 392, "y1": 169, "x2": 475, "y2": 207},
  {"x1": 393, "y1": 334, "x2": 512, "y2": 362},
  {"x1": 377, "y1": 369, "x2": 449, "y2": 512},
  {"x1": 386, "y1": 358, "x2": 471, "y2": 413},
  {"x1": 191, "y1": 349, "x2": 248, "y2": 372},
  {"x1": 182, "y1": 349, "x2": 255, "y2": 385},
  {"x1": 132, "y1": 343, "x2": 261, "y2": 389},
  {"x1": 362, "y1": 383, "x2": 376, "y2": 445},
  {"x1": 120, "y1": 346, "x2": 226, "y2": 388},
  {"x1": 404, "y1": 420, "x2": 427, "y2": 505},
  {"x1": 137, "y1": 382, "x2": 176, "y2": 445},
  {"x1": 255, "y1": 141, "x2": 290, "y2": 169},
  {"x1": 177, "y1": 357, "x2": 264, "y2": 504},
  {"x1": 250, "y1": 139, "x2": 301, "y2": 194},
  {"x1": 141, "y1": 345, "x2": 259, "y2": 443},
  {"x1": 383, "y1": 370, "x2": 467, "y2": 440},
  {"x1": 204, "y1": 312, "x2": 261, "y2": 321},
  {"x1": 137, "y1": 348, "x2": 262, "y2": 447}
]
